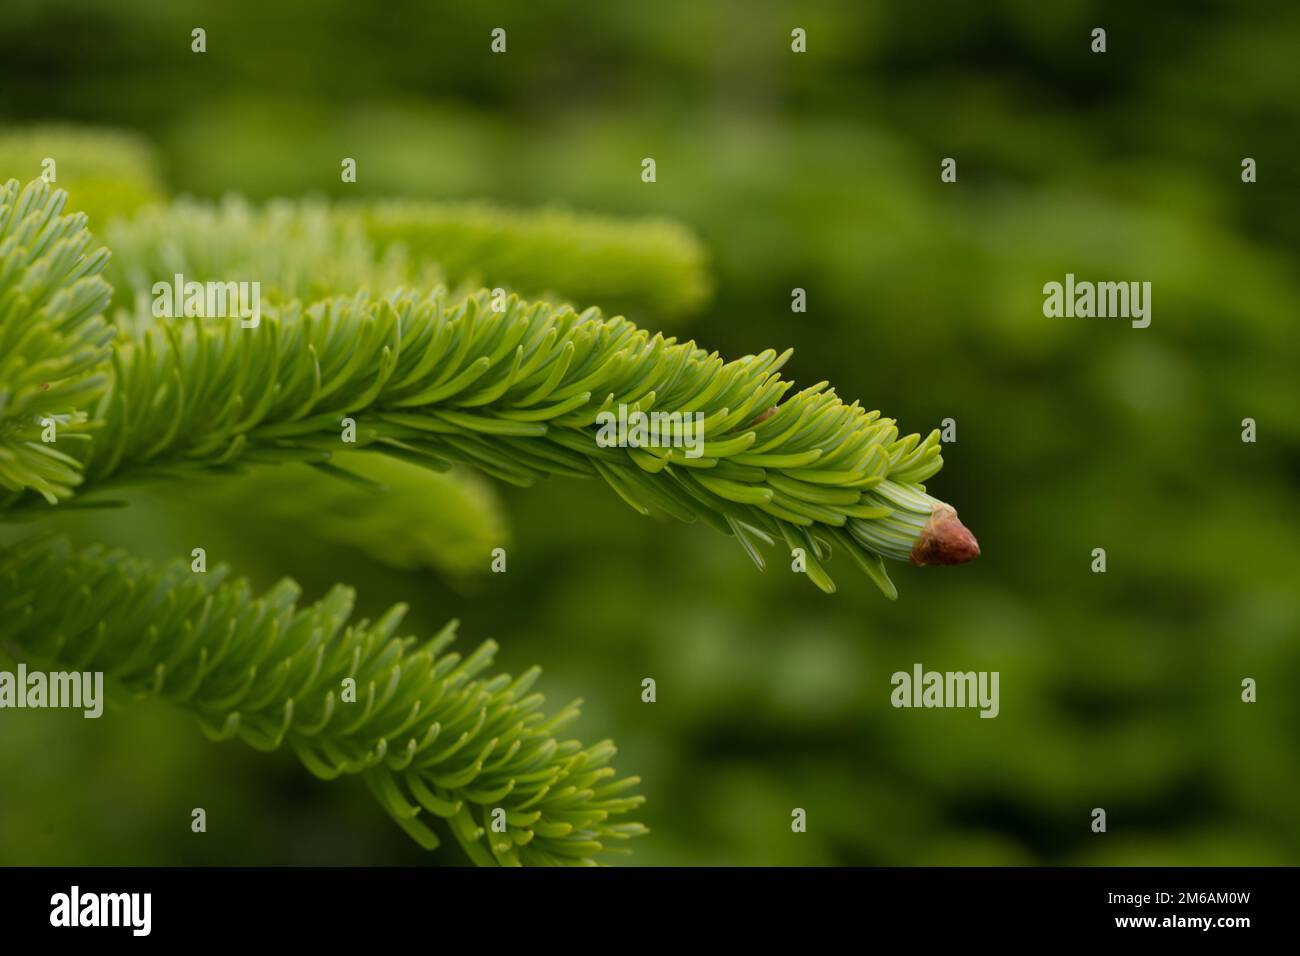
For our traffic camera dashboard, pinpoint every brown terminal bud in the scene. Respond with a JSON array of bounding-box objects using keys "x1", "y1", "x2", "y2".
[{"x1": 910, "y1": 502, "x2": 980, "y2": 566}]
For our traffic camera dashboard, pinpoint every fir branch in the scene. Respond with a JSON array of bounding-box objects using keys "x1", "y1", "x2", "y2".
[
  {"x1": 9, "y1": 285, "x2": 977, "y2": 595},
  {"x1": 0, "y1": 179, "x2": 115, "y2": 502},
  {"x1": 0, "y1": 536, "x2": 646, "y2": 865}
]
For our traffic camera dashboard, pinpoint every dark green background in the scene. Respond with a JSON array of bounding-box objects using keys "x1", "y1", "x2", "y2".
[{"x1": 1, "y1": 0, "x2": 1297, "y2": 865}]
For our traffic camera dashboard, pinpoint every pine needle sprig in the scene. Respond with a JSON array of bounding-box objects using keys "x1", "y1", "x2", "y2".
[
  {"x1": 0, "y1": 536, "x2": 647, "y2": 865},
  {"x1": 20, "y1": 285, "x2": 977, "y2": 595},
  {"x1": 0, "y1": 179, "x2": 115, "y2": 502}
]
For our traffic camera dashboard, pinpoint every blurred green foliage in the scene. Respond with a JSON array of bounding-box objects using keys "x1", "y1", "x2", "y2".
[
  {"x1": 0, "y1": 125, "x2": 163, "y2": 226},
  {"x1": 1, "y1": 0, "x2": 1297, "y2": 865},
  {"x1": 102, "y1": 194, "x2": 708, "y2": 325},
  {"x1": 356, "y1": 199, "x2": 710, "y2": 321}
]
